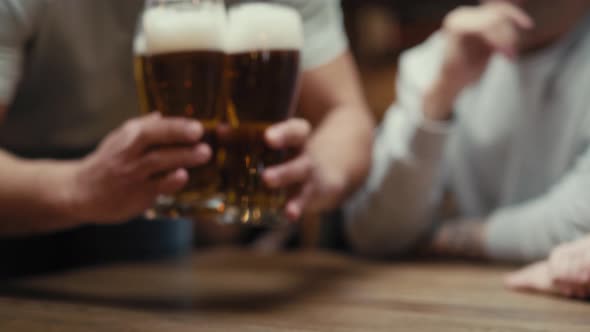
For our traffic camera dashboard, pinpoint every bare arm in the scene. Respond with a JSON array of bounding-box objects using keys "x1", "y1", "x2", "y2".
[
  {"x1": 296, "y1": 52, "x2": 375, "y2": 212},
  {"x1": 0, "y1": 104, "x2": 81, "y2": 234},
  {"x1": 0, "y1": 149, "x2": 83, "y2": 235},
  {"x1": 0, "y1": 111, "x2": 212, "y2": 236}
]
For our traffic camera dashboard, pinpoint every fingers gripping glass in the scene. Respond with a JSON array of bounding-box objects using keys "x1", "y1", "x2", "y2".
[{"x1": 133, "y1": 0, "x2": 303, "y2": 226}]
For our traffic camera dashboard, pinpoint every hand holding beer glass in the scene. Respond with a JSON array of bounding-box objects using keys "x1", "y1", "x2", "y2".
[{"x1": 134, "y1": 0, "x2": 305, "y2": 226}]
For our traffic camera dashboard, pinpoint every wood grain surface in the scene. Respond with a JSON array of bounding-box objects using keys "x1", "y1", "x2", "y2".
[{"x1": 1, "y1": 249, "x2": 589, "y2": 331}]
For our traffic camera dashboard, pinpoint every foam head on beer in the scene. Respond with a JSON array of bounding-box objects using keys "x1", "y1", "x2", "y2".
[
  {"x1": 226, "y1": 3, "x2": 304, "y2": 54},
  {"x1": 133, "y1": 34, "x2": 148, "y2": 56},
  {"x1": 139, "y1": 2, "x2": 228, "y2": 120},
  {"x1": 143, "y1": 4, "x2": 226, "y2": 55}
]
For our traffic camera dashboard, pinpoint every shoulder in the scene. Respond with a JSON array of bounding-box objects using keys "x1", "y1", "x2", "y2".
[
  {"x1": 0, "y1": 0, "x2": 48, "y2": 19},
  {"x1": 0, "y1": 0, "x2": 48, "y2": 35}
]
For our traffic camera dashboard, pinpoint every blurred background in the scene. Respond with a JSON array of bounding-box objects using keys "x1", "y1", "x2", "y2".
[{"x1": 342, "y1": 0, "x2": 475, "y2": 119}]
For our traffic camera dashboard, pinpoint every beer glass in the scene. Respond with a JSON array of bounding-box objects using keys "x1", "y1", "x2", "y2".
[
  {"x1": 134, "y1": 0, "x2": 228, "y2": 216},
  {"x1": 219, "y1": 3, "x2": 304, "y2": 226}
]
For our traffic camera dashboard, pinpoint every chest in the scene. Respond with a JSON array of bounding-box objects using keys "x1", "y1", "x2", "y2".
[
  {"x1": 26, "y1": 1, "x2": 141, "y2": 76},
  {"x1": 457, "y1": 58, "x2": 589, "y2": 170},
  {"x1": 446, "y1": 56, "x2": 590, "y2": 207}
]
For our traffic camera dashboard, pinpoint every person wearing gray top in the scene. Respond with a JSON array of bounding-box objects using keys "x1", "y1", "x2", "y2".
[
  {"x1": 0, "y1": 0, "x2": 373, "y2": 276},
  {"x1": 345, "y1": 0, "x2": 590, "y2": 263}
]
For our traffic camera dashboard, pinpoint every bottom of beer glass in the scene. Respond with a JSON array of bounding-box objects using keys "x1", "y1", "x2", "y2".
[
  {"x1": 146, "y1": 194, "x2": 223, "y2": 219},
  {"x1": 216, "y1": 205, "x2": 288, "y2": 228},
  {"x1": 146, "y1": 194, "x2": 288, "y2": 228}
]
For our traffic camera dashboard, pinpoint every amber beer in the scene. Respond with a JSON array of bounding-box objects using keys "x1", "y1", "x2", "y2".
[
  {"x1": 141, "y1": 5, "x2": 227, "y2": 212},
  {"x1": 220, "y1": 4, "x2": 303, "y2": 225},
  {"x1": 133, "y1": 35, "x2": 156, "y2": 114}
]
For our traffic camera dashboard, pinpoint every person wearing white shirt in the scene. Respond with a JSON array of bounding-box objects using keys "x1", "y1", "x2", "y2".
[{"x1": 345, "y1": 0, "x2": 590, "y2": 263}]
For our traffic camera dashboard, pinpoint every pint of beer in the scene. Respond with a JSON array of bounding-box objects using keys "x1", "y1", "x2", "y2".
[
  {"x1": 220, "y1": 3, "x2": 304, "y2": 226},
  {"x1": 137, "y1": 0, "x2": 228, "y2": 215},
  {"x1": 134, "y1": 1, "x2": 304, "y2": 225}
]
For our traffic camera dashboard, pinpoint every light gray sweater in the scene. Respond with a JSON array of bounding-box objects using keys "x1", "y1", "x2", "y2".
[{"x1": 345, "y1": 16, "x2": 590, "y2": 263}]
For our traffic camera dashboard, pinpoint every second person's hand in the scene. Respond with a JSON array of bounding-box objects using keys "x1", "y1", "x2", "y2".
[
  {"x1": 425, "y1": 2, "x2": 534, "y2": 121},
  {"x1": 263, "y1": 118, "x2": 313, "y2": 221}
]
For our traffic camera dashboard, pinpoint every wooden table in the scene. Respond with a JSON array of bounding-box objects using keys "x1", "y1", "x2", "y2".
[{"x1": 1, "y1": 249, "x2": 589, "y2": 331}]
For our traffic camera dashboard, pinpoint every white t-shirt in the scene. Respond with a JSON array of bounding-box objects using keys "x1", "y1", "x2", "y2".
[{"x1": 0, "y1": 0, "x2": 348, "y2": 153}]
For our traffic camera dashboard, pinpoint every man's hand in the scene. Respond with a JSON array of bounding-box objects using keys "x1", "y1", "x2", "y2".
[
  {"x1": 294, "y1": 53, "x2": 374, "y2": 219},
  {"x1": 507, "y1": 236, "x2": 590, "y2": 299},
  {"x1": 263, "y1": 118, "x2": 313, "y2": 221},
  {"x1": 425, "y1": 2, "x2": 534, "y2": 121},
  {"x1": 547, "y1": 238, "x2": 590, "y2": 298},
  {"x1": 264, "y1": 116, "x2": 368, "y2": 221},
  {"x1": 68, "y1": 113, "x2": 211, "y2": 223}
]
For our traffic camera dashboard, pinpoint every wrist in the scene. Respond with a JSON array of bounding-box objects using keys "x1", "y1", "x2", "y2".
[
  {"x1": 423, "y1": 76, "x2": 463, "y2": 122},
  {"x1": 48, "y1": 159, "x2": 90, "y2": 225}
]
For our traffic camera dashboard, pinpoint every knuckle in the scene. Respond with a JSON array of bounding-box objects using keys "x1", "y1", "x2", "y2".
[
  {"x1": 444, "y1": 7, "x2": 471, "y2": 30},
  {"x1": 162, "y1": 118, "x2": 181, "y2": 131},
  {"x1": 181, "y1": 150, "x2": 199, "y2": 166},
  {"x1": 490, "y1": 16, "x2": 509, "y2": 30},
  {"x1": 123, "y1": 119, "x2": 146, "y2": 145},
  {"x1": 299, "y1": 119, "x2": 312, "y2": 136},
  {"x1": 184, "y1": 150, "x2": 203, "y2": 167},
  {"x1": 112, "y1": 161, "x2": 134, "y2": 178},
  {"x1": 123, "y1": 118, "x2": 142, "y2": 134},
  {"x1": 135, "y1": 125, "x2": 150, "y2": 143},
  {"x1": 143, "y1": 152, "x2": 163, "y2": 171},
  {"x1": 442, "y1": 14, "x2": 456, "y2": 31}
]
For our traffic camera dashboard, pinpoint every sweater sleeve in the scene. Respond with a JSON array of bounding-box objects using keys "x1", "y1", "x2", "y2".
[
  {"x1": 344, "y1": 33, "x2": 452, "y2": 257},
  {"x1": 485, "y1": 145, "x2": 590, "y2": 263}
]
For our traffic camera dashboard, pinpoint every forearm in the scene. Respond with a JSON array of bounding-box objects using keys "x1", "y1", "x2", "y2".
[
  {"x1": 298, "y1": 52, "x2": 375, "y2": 208},
  {"x1": 345, "y1": 46, "x2": 468, "y2": 257},
  {"x1": 429, "y1": 183, "x2": 590, "y2": 263},
  {"x1": 345, "y1": 105, "x2": 450, "y2": 257},
  {"x1": 308, "y1": 104, "x2": 374, "y2": 197},
  {"x1": 0, "y1": 149, "x2": 82, "y2": 236}
]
